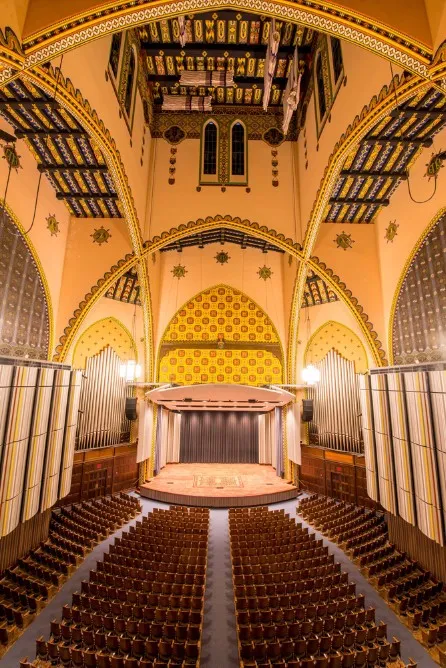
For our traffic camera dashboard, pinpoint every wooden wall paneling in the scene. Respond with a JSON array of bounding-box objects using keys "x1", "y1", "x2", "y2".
[
  {"x1": 387, "y1": 512, "x2": 446, "y2": 582},
  {"x1": 0, "y1": 508, "x2": 51, "y2": 571},
  {"x1": 300, "y1": 446, "x2": 326, "y2": 496}
]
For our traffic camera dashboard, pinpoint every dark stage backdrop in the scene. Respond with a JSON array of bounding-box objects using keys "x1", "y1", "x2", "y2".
[{"x1": 179, "y1": 411, "x2": 259, "y2": 463}]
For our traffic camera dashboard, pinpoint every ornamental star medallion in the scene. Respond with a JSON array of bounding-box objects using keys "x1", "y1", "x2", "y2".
[
  {"x1": 258, "y1": 265, "x2": 273, "y2": 280},
  {"x1": 46, "y1": 213, "x2": 60, "y2": 236},
  {"x1": 91, "y1": 226, "x2": 111, "y2": 245},
  {"x1": 171, "y1": 263, "x2": 187, "y2": 279},
  {"x1": 215, "y1": 249, "x2": 230, "y2": 265},
  {"x1": 334, "y1": 231, "x2": 355, "y2": 251},
  {"x1": 385, "y1": 220, "x2": 399, "y2": 243}
]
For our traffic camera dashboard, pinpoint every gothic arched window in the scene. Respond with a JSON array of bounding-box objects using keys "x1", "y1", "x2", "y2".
[
  {"x1": 124, "y1": 47, "x2": 137, "y2": 120},
  {"x1": 330, "y1": 37, "x2": 343, "y2": 84},
  {"x1": 316, "y1": 54, "x2": 327, "y2": 121},
  {"x1": 201, "y1": 120, "x2": 219, "y2": 183},
  {"x1": 108, "y1": 32, "x2": 123, "y2": 79}
]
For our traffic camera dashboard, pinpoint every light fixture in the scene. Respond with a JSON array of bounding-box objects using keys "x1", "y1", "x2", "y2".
[
  {"x1": 119, "y1": 299, "x2": 141, "y2": 382},
  {"x1": 301, "y1": 364, "x2": 320, "y2": 385},
  {"x1": 301, "y1": 295, "x2": 320, "y2": 385}
]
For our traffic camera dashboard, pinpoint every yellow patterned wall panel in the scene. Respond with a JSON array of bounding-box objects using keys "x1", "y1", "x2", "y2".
[
  {"x1": 305, "y1": 320, "x2": 368, "y2": 373},
  {"x1": 73, "y1": 317, "x2": 137, "y2": 369},
  {"x1": 159, "y1": 348, "x2": 282, "y2": 386},
  {"x1": 162, "y1": 285, "x2": 279, "y2": 344}
]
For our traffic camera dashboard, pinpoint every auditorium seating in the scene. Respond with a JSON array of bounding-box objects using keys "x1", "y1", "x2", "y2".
[
  {"x1": 22, "y1": 506, "x2": 209, "y2": 667},
  {"x1": 230, "y1": 506, "x2": 413, "y2": 668},
  {"x1": 0, "y1": 493, "x2": 140, "y2": 656},
  {"x1": 298, "y1": 495, "x2": 446, "y2": 663}
]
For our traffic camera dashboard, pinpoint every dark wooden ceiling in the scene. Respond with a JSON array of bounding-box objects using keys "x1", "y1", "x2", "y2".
[
  {"x1": 137, "y1": 11, "x2": 316, "y2": 110},
  {"x1": 327, "y1": 87, "x2": 446, "y2": 223},
  {"x1": 0, "y1": 79, "x2": 121, "y2": 218},
  {"x1": 159, "y1": 228, "x2": 285, "y2": 253}
]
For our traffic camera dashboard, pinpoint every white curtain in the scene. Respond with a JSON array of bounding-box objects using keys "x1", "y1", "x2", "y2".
[
  {"x1": 268, "y1": 411, "x2": 277, "y2": 471},
  {"x1": 257, "y1": 413, "x2": 269, "y2": 464},
  {"x1": 286, "y1": 401, "x2": 301, "y2": 465},
  {"x1": 159, "y1": 407, "x2": 170, "y2": 470},
  {"x1": 166, "y1": 411, "x2": 181, "y2": 463},
  {"x1": 136, "y1": 400, "x2": 154, "y2": 463}
]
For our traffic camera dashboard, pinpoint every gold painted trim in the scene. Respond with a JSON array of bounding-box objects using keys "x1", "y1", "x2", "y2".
[
  {"x1": 71, "y1": 315, "x2": 138, "y2": 369},
  {"x1": 0, "y1": 199, "x2": 54, "y2": 359},
  {"x1": 17, "y1": 0, "x2": 432, "y2": 84},
  {"x1": 155, "y1": 282, "x2": 285, "y2": 383},
  {"x1": 388, "y1": 206, "x2": 446, "y2": 364},
  {"x1": 303, "y1": 319, "x2": 369, "y2": 370}
]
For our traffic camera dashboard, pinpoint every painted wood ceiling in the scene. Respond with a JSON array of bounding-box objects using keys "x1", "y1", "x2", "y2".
[
  {"x1": 0, "y1": 79, "x2": 122, "y2": 218},
  {"x1": 138, "y1": 11, "x2": 316, "y2": 109},
  {"x1": 327, "y1": 87, "x2": 446, "y2": 224}
]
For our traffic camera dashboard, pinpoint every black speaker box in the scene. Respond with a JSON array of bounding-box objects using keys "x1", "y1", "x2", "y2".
[
  {"x1": 302, "y1": 399, "x2": 313, "y2": 422},
  {"x1": 125, "y1": 397, "x2": 138, "y2": 421}
]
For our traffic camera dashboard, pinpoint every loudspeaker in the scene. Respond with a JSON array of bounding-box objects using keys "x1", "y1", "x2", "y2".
[
  {"x1": 302, "y1": 399, "x2": 313, "y2": 422},
  {"x1": 125, "y1": 397, "x2": 138, "y2": 421}
]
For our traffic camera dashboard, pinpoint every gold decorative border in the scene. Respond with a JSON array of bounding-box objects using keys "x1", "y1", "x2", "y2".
[
  {"x1": 17, "y1": 0, "x2": 432, "y2": 80},
  {"x1": 1, "y1": 199, "x2": 54, "y2": 360},
  {"x1": 387, "y1": 206, "x2": 446, "y2": 364},
  {"x1": 71, "y1": 315, "x2": 138, "y2": 368},
  {"x1": 287, "y1": 72, "x2": 437, "y2": 381},
  {"x1": 55, "y1": 215, "x2": 386, "y2": 376},
  {"x1": 155, "y1": 282, "x2": 285, "y2": 382},
  {"x1": 303, "y1": 319, "x2": 369, "y2": 370},
  {"x1": 18, "y1": 64, "x2": 154, "y2": 380}
]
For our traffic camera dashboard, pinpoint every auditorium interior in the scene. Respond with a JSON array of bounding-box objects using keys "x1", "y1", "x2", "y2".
[{"x1": 1, "y1": 1, "x2": 446, "y2": 666}]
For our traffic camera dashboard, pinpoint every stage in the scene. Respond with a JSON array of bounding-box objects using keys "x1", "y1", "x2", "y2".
[{"x1": 139, "y1": 463, "x2": 298, "y2": 507}]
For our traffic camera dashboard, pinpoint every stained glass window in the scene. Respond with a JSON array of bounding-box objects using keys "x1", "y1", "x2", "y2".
[
  {"x1": 203, "y1": 122, "x2": 218, "y2": 175},
  {"x1": 331, "y1": 37, "x2": 343, "y2": 83},
  {"x1": 109, "y1": 33, "x2": 122, "y2": 78}
]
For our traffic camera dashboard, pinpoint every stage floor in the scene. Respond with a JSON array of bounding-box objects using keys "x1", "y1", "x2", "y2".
[{"x1": 140, "y1": 463, "x2": 298, "y2": 507}]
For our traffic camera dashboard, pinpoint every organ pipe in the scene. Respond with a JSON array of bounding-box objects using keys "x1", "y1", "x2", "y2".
[
  {"x1": 308, "y1": 349, "x2": 362, "y2": 453},
  {"x1": 77, "y1": 346, "x2": 132, "y2": 450}
]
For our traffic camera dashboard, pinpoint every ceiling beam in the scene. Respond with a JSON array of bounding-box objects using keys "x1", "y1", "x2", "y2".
[
  {"x1": 329, "y1": 197, "x2": 390, "y2": 206},
  {"x1": 0, "y1": 99, "x2": 59, "y2": 110},
  {"x1": 56, "y1": 192, "x2": 118, "y2": 200},
  {"x1": 143, "y1": 43, "x2": 306, "y2": 56},
  {"x1": 38, "y1": 164, "x2": 108, "y2": 173},
  {"x1": 340, "y1": 169, "x2": 408, "y2": 179},
  {"x1": 15, "y1": 129, "x2": 86, "y2": 139},
  {"x1": 363, "y1": 136, "x2": 433, "y2": 148}
]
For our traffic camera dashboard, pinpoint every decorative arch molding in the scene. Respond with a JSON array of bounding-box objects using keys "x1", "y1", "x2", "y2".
[
  {"x1": 0, "y1": 200, "x2": 54, "y2": 359},
  {"x1": 304, "y1": 320, "x2": 368, "y2": 374},
  {"x1": 4, "y1": 1, "x2": 437, "y2": 85},
  {"x1": 389, "y1": 207, "x2": 446, "y2": 365},
  {"x1": 287, "y1": 71, "x2": 433, "y2": 381},
  {"x1": 54, "y1": 216, "x2": 385, "y2": 372},
  {"x1": 18, "y1": 63, "x2": 154, "y2": 378},
  {"x1": 157, "y1": 283, "x2": 284, "y2": 386},
  {"x1": 72, "y1": 316, "x2": 137, "y2": 369},
  {"x1": 54, "y1": 252, "x2": 136, "y2": 362}
]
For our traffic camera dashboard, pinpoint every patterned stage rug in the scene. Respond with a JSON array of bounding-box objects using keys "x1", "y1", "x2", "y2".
[{"x1": 193, "y1": 475, "x2": 244, "y2": 489}]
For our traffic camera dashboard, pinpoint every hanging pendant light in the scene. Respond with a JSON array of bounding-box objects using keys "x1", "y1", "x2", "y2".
[
  {"x1": 301, "y1": 300, "x2": 320, "y2": 385},
  {"x1": 120, "y1": 299, "x2": 141, "y2": 382}
]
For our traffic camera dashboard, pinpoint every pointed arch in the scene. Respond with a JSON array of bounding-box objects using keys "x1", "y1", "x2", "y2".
[
  {"x1": 0, "y1": 201, "x2": 53, "y2": 359},
  {"x1": 72, "y1": 316, "x2": 137, "y2": 369},
  {"x1": 157, "y1": 284, "x2": 284, "y2": 386},
  {"x1": 230, "y1": 119, "x2": 247, "y2": 184},
  {"x1": 304, "y1": 320, "x2": 368, "y2": 373},
  {"x1": 389, "y1": 207, "x2": 446, "y2": 365}
]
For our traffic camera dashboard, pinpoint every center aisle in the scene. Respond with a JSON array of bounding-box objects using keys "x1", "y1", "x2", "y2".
[{"x1": 201, "y1": 509, "x2": 239, "y2": 667}]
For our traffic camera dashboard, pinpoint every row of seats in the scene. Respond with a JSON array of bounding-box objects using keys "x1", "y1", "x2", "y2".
[
  {"x1": 23, "y1": 506, "x2": 209, "y2": 668},
  {"x1": 298, "y1": 495, "x2": 446, "y2": 662},
  {"x1": 229, "y1": 506, "x2": 413, "y2": 668},
  {"x1": 0, "y1": 493, "x2": 141, "y2": 655}
]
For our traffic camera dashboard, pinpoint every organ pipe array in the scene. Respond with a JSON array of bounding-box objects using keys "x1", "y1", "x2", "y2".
[
  {"x1": 360, "y1": 366, "x2": 446, "y2": 547},
  {"x1": 308, "y1": 349, "x2": 362, "y2": 454},
  {"x1": 76, "y1": 346, "x2": 132, "y2": 450}
]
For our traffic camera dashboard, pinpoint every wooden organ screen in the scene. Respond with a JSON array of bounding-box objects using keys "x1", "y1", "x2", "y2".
[
  {"x1": 308, "y1": 349, "x2": 363, "y2": 453},
  {"x1": 360, "y1": 366, "x2": 446, "y2": 547},
  {"x1": 76, "y1": 346, "x2": 132, "y2": 450},
  {"x1": 0, "y1": 358, "x2": 82, "y2": 538}
]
